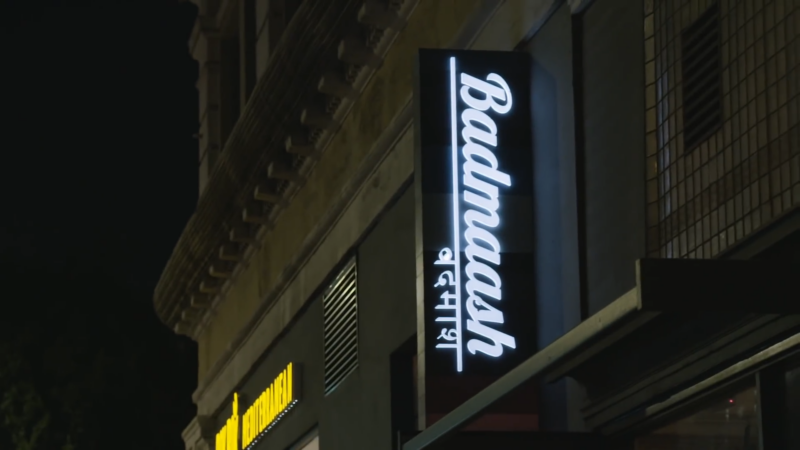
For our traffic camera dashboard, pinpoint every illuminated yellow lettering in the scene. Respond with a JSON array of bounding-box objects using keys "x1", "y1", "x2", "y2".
[
  {"x1": 260, "y1": 391, "x2": 266, "y2": 430},
  {"x1": 251, "y1": 406, "x2": 256, "y2": 439},
  {"x1": 248, "y1": 408, "x2": 254, "y2": 445},
  {"x1": 286, "y1": 363, "x2": 294, "y2": 402},
  {"x1": 254, "y1": 396, "x2": 260, "y2": 436},
  {"x1": 218, "y1": 364, "x2": 298, "y2": 449},
  {"x1": 217, "y1": 427, "x2": 225, "y2": 450},
  {"x1": 249, "y1": 408, "x2": 254, "y2": 444},
  {"x1": 268, "y1": 386, "x2": 274, "y2": 424},
  {"x1": 277, "y1": 372, "x2": 284, "y2": 412},
  {"x1": 255, "y1": 393, "x2": 261, "y2": 433},
  {"x1": 228, "y1": 417, "x2": 235, "y2": 450},
  {"x1": 283, "y1": 371, "x2": 288, "y2": 408},
  {"x1": 277, "y1": 374, "x2": 282, "y2": 412},
  {"x1": 232, "y1": 394, "x2": 239, "y2": 450},
  {"x1": 245, "y1": 409, "x2": 251, "y2": 447},
  {"x1": 273, "y1": 380, "x2": 279, "y2": 420},
  {"x1": 248, "y1": 409, "x2": 258, "y2": 442},
  {"x1": 252, "y1": 397, "x2": 258, "y2": 437},
  {"x1": 249, "y1": 408, "x2": 255, "y2": 445}
]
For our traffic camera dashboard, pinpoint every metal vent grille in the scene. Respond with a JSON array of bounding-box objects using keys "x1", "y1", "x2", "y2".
[
  {"x1": 323, "y1": 258, "x2": 358, "y2": 395},
  {"x1": 681, "y1": 2, "x2": 721, "y2": 152}
]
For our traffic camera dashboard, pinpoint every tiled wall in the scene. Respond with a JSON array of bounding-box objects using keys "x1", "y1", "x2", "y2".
[{"x1": 645, "y1": 0, "x2": 799, "y2": 258}]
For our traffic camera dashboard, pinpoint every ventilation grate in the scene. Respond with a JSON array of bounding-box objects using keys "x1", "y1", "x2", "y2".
[
  {"x1": 323, "y1": 258, "x2": 358, "y2": 395},
  {"x1": 681, "y1": 2, "x2": 722, "y2": 153}
]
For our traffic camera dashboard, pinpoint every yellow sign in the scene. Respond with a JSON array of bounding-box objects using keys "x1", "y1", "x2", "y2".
[
  {"x1": 214, "y1": 363, "x2": 298, "y2": 449},
  {"x1": 241, "y1": 362, "x2": 297, "y2": 448},
  {"x1": 215, "y1": 393, "x2": 239, "y2": 450}
]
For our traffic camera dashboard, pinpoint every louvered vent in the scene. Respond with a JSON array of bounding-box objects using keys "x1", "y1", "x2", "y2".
[
  {"x1": 323, "y1": 258, "x2": 358, "y2": 395},
  {"x1": 681, "y1": 2, "x2": 722, "y2": 152}
]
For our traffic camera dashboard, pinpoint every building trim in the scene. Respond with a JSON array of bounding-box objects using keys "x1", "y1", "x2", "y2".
[{"x1": 157, "y1": 0, "x2": 415, "y2": 332}]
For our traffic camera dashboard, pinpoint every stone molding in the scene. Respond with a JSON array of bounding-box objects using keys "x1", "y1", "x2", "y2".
[
  {"x1": 181, "y1": 415, "x2": 215, "y2": 450},
  {"x1": 155, "y1": 0, "x2": 414, "y2": 332}
]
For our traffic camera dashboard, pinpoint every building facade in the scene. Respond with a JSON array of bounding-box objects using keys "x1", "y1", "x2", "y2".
[{"x1": 157, "y1": 0, "x2": 799, "y2": 449}]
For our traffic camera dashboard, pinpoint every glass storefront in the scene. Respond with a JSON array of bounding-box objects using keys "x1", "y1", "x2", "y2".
[
  {"x1": 635, "y1": 381, "x2": 760, "y2": 450},
  {"x1": 633, "y1": 349, "x2": 800, "y2": 450}
]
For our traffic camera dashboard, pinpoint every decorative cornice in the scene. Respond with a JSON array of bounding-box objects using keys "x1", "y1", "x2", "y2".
[
  {"x1": 189, "y1": 0, "x2": 519, "y2": 410},
  {"x1": 155, "y1": 0, "x2": 415, "y2": 333}
]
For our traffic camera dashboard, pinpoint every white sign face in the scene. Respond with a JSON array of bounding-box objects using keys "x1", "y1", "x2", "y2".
[{"x1": 430, "y1": 57, "x2": 518, "y2": 373}]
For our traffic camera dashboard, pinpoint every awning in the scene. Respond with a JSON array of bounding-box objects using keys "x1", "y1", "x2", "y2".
[{"x1": 402, "y1": 258, "x2": 800, "y2": 450}]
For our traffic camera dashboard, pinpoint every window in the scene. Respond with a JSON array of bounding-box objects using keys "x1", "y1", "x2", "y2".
[
  {"x1": 635, "y1": 380, "x2": 760, "y2": 450},
  {"x1": 322, "y1": 258, "x2": 358, "y2": 394},
  {"x1": 681, "y1": 2, "x2": 722, "y2": 153}
]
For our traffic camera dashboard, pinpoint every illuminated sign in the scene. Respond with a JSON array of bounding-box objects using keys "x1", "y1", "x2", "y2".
[
  {"x1": 215, "y1": 393, "x2": 239, "y2": 450},
  {"x1": 414, "y1": 49, "x2": 535, "y2": 376},
  {"x1": 215, "y1": 363, "x2": 300, "y2": 450},
  {"x1": 241, "y1": 362, "x2": 299, "y2": 449}
]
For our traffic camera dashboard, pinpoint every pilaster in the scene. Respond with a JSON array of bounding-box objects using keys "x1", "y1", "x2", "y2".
[{"x1": 181, "y1": 416, "x2": 216, "y2": 450}]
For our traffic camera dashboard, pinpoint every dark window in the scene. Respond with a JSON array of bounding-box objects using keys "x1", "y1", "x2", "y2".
[
  {"x1": 323, "y1": 258, "x2": 358, "y2": 395},
  {"x1": 681, "y1": 2, "x2": 722, "y2": 153},
  {"x1": 635, "y1": 378, "x2": 761, "y2": 450}
]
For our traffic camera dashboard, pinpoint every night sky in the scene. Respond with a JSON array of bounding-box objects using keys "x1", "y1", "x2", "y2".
[{"x1": 2, "y1": 0, "x2": 200, "y2": 448}]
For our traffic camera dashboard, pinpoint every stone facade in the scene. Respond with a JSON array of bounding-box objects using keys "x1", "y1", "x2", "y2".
[
  {"x1": 159, "y1": 0, "x2": 799, "y2": 448},
  {"x1": 165, "y1": 1, "x2": 564, "y2": 448}
]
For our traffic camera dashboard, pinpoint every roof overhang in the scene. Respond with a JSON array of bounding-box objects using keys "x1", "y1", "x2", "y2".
[{"x1": 402, "y1": 257, "x2": 800, "y2": 450}]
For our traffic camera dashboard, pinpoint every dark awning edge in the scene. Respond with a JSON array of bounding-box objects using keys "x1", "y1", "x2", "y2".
[
  {"x1": 403, "y1": 258, "x2": 800, "y2": 450},
  {"x1": 644, "y1": 334, "x2": 800, "y2": 416},
  {"x1": 402, "y1": 281, "x2": 641, "y2": 450}
]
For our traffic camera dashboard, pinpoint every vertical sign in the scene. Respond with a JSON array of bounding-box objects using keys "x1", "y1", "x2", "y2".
[{"x1": 414, "y1": 49, "x2": 535, "y2": 384}]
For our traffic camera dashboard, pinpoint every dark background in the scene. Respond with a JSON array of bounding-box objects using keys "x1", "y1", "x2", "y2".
[{"x1": 1, "y1": 0, "x2": 200, "y2": 448}]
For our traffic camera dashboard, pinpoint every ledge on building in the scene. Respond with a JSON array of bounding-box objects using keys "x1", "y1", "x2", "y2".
[
  {"x1": 544, "y1": 257, "x2": 800, "y2": 434},
  {"x1": 399, "y1": 431, "x2": 610, "y2": 450},
  {"x1": 403, "y1": 257, "x2": 800, "y2": 450}
]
